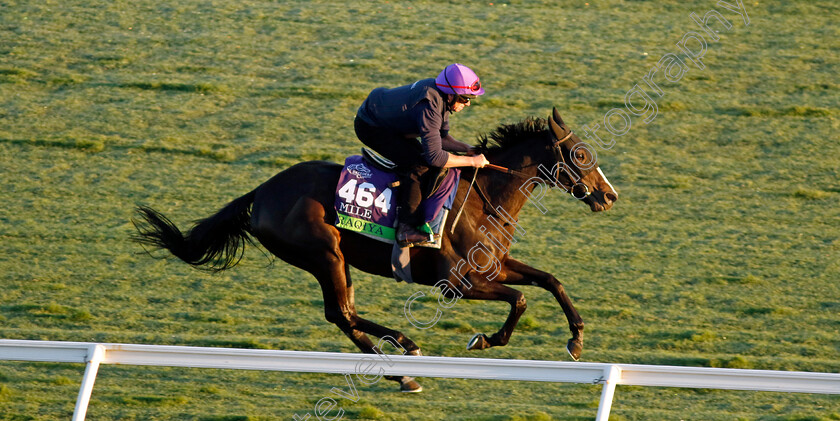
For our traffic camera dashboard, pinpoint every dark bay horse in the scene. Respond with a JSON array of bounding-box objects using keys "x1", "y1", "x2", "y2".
[{"x1": 132, "y1": 108, "x2": 618, "y2": 392}]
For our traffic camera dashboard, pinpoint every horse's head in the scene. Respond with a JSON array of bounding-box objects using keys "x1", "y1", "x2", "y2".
[
  {"x1": 477, "y1": 109, "x2": 618, "y2": 213},
  {"x1": 545, "y1": 107, "x2": 618, "y2": 212}
]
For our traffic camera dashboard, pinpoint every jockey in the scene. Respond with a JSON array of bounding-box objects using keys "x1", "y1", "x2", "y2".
[{"x1": 354, "y1": 63, "x2": 490, "y2": 247}]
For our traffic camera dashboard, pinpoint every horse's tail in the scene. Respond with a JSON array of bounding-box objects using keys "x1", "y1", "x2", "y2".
[{"x1": 132, "y1": 189, "x2": 257, "y2": 271}]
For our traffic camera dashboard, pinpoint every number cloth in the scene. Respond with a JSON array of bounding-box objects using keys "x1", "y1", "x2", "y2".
[{"x1": 334, "y1": 155, "x2": 460, "y2": 244}]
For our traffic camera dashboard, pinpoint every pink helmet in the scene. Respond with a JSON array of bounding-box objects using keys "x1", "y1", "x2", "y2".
[{"x1": 435, "y1": 63, "x2": 485, "y2": 97}]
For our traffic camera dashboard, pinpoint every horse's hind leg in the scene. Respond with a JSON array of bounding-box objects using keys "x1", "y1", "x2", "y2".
[
  {"x1": 340, "y1": 264, "x2": 422, "y2": 355},
  {"x1": 254, "y1": 197, "x2": 421, "y2": 391},
  {"x1": 308, "y1": 260, "x2": 422, "y2": 392},
  {"x1": 337, "y1": 264, "x2": 423, "y2": 392}
]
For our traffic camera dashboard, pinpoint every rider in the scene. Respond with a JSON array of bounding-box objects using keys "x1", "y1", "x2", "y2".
[{"x1": 354, "y1": 63, "x2": 490, "y2": 247}]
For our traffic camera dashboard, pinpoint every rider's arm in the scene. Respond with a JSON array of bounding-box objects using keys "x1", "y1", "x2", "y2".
[
  {"x1": 415, "y1": 105, "x2": 449, "y2": 167},
  {"x1": 443, "y1": 153, "x2": 488, "y2": 168},
  {"x1": 440, "y1": 131, "x2": 472, "y2": 153},
  {"x1": 416, "y1": 104, "x2": 487, "y2": 168},
  {"x1": 439, "y1": 119, "x2": 471, "y2": 153}
]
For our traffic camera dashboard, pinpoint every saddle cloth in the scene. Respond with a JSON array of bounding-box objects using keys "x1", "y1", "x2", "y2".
[{"x1": 334, "y1": 155, "x2": 460, "y2": 249}]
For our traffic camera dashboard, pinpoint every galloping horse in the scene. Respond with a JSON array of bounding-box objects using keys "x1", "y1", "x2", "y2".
[{"x1": 133, "y1": 108, "x2": 618, "y2": 392}]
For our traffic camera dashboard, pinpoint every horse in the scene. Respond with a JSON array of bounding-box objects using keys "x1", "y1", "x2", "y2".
[{"x1": 132, "y1": 108, "x2": 618, "y2": 392}]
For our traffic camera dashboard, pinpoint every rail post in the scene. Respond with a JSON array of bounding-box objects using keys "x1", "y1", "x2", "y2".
[
  {"x1": 73, "y1": 344, "x2": 105, "y2": 421},
  {"x1": 595, "y1": 364, "x2": 621, "y2": 421}
]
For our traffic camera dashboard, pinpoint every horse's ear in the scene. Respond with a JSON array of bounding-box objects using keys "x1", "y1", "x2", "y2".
[
  {"x1": 551, "y1": 107, "x2": 566, "y2": 126},
  {"x1": 548, "y1": 112, "x2": 567, "y2": 140}
]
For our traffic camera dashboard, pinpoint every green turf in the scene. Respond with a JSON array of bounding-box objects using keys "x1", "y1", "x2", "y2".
[{"x1": 1, "y1": 0, "x2": 839, "y2": 419}]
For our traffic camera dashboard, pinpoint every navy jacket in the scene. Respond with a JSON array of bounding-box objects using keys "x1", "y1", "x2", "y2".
[{"x1": 357, "y1": 78, "x2": 469, "y2": 167}]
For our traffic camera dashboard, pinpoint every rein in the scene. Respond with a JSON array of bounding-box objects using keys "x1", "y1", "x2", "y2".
[
  {"x1": 448, "y1": 128, "x2": 589, "y2": 230},
  {"x1": 483, "y1": 163, "x2": 532, "y2": 179},
  {"x1": 481, "y1": 129, "x2": 574, "y2": 179},
  {"x1": 448, "y1": 167, "x2": 479, "y2": 234}
]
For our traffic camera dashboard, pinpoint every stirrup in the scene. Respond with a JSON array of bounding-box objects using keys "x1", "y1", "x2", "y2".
[{"x1": 396, "y1": 223, "x2": 432, "y2": 247}]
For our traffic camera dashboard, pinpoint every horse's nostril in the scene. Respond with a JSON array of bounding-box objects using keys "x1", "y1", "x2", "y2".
[{"x1": 605, "y1": 192, "x2": 618, "y2": 203}]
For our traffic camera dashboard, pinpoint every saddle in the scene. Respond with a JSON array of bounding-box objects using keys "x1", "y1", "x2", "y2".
[
  {"x1": 361, "y1": 147, "x2": 398, "y2": 172},
  {"x1": 333, "y1": 150, "x2": 460, "y2": 250}
]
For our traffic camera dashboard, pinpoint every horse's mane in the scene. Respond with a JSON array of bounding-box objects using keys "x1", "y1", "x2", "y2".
[{"x1": 476, "y1": 117, "x2": 548, "y2": 152}]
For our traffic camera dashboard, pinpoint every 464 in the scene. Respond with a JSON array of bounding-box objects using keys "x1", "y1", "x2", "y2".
[{"x1": 337, "y1": 179, "x2": 392, "y2": 214}]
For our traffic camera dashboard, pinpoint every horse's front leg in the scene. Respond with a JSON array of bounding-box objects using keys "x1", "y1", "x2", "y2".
[
  {"x1": 497, "y1": 257, "x2": 584, "y2": 361},
  {"x1": 458, "y1": 274, "x2": 528, "y2": 351}
]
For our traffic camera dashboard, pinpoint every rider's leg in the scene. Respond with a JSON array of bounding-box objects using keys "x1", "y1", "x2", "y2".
[
  {"x1": 354, "y1": 118, "x2": 433, "y2": 246},
  {"x1": 395, "y1": 165, "x2": 433, "y2": 246}
]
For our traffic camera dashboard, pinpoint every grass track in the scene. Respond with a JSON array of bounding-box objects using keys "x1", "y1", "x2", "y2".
[{"x1": 1, "y1": 0, "x2": 839, "y2": 420}]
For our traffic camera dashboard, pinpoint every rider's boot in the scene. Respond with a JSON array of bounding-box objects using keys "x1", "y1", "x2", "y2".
[{"x1": 396, "y1": 220, "x2": 431, "y2": 247}]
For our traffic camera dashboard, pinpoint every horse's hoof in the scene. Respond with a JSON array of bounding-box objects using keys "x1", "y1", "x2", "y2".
[
  {"x1": 566, "y1": 339, "x2": 582, "y2": 361},
  {"x1": 407, "y1": 348, "x2": 423, "y2": 356},
  {"x1": 467, "y1": 333, "x2": 489, "y2": 350},
  {"x1": 400, "y1": 377, "x2": 423, "y2": 393}
]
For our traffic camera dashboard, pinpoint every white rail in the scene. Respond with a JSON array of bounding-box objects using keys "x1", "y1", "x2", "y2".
[{"x1": 1, "y1": 340, "x2": 838, "y2": 420}]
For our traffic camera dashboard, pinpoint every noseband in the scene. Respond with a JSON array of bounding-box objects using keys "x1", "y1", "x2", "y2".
[{"x1": 549, "y1": 130, "x2": 593, "y2": 200}]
